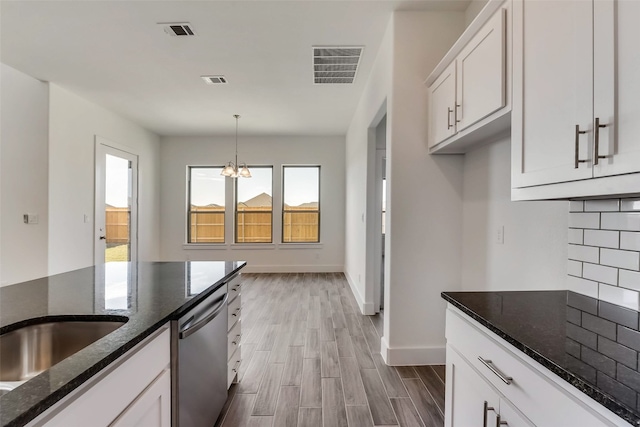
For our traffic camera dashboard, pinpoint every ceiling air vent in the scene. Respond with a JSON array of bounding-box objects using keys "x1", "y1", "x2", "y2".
[
  {"x1": 201, "y1": 75, "x2": 228, "y2": 85},
  {"x1": 159, "y1": 22, "x2": 196, "y2": 37},
  {"x1": 313, "y1": 46, "x2": 363, "y2": 84}
]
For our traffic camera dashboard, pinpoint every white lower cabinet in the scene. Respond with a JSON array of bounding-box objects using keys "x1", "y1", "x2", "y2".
[
  {"x1": 27, "y1": 325, "x2": 171, "y2": 427},
  {"x1": 445, "y1": 307, "x2": 628, "y2": 427}
]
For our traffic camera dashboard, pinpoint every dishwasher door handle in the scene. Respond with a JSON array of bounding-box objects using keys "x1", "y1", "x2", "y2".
[{"x1": 179, "y1": 293, "x2": 228, "y2": 339}]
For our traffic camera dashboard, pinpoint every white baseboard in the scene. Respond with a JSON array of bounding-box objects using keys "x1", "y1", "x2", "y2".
[
  {"x1": 344, "y1": 270, "x2": 375, "y2": 315},
  {"x1": 381, "y1": 336, "x2": 446, "y2": 366},
  {"x1": 241, "y1": 265, "x2": 343, "y2": 273}
]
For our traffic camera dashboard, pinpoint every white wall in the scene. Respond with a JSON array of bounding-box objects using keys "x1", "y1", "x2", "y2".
[
  {"x1": 462, "y1": 136, "x2": 568, "y2": 291},
  {"x1": 48, "y1": 84, "x2": 161, "y2": 275},
  {"x1": 346, "y1": 11, "x2": 467, "y2": 365},
  {"x1": 159, "y1": 135, "x2": 345, "y2": 272},
  {"x1": 0, "y1": 64, "x2": 49, "y2": 286},
  {"x1": 345, "y1": 18, "x2": 393, "y2": 313}
]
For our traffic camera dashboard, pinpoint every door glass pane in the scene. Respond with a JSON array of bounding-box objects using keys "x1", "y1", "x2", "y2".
[
  {"x1": 236, "y1": 167, "x2": 272, "y2": 243},
  {"x1": 105, "y1": 154, "x2": 131, "y2": 262},
  {"x1": 189, "y1": 167, "x2": 226, "y2": 243}
]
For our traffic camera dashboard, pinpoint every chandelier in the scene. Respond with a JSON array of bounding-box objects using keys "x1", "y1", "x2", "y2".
[{"x1": 221, "y1": 114, "x2": 251, "y2": 178}]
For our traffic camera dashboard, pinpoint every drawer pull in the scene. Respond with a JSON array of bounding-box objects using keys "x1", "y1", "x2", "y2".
[
  {"x1": 594, "y1": 117, "x2": 608, "y2": 166},
  {"x1": 232, "y1": 307, "x2": 241, "y2": 317},
  {"x1": 232, "y1": 284, "x2": 241, "y2": 292},
  {"x1": 232, "y1": 334, "x2": 241, "y2": 345},
  {"x1": 447, "y1": 107, "x2": 453, "y2": 129},
  {"x1": 232, "y1": 360, "x2": 241, "y2": 373},
  {"x1": 483, "y1": 401, "x2": 496, "y2": 427},
  {"x1": 574, "y1": 125, "x2": 588, "y2": 168},
  {"x1": 478, "y1": 357, "x2": 513, "y2": 385},
  {"x1": 496, "y1": 414, "x2": 508, "y2": 427}
]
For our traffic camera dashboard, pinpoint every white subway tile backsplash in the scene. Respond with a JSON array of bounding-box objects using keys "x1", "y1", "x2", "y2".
[
  {"x1": 568, "y1": 228, "x2": 584, "y2": 245},
  {"x1": 583, "y1": 229, "x2": 619, "y2": 249},
  {"x1": 600, "y1": 248, "x2": 640, "y2": 271},
  {"x1": 567, "y1": 276, "x2": 599, "y2": 298},
  {"x1": 583, "y1": 263, "x2": 618, "y2": 286},
  {"x1": 598, "y1": 284, "x2": 640, "y2": 311},
  {"x1": 566, "y1": 198, "x2": 640, "y2": 303},
  {"x1": 568, "y1": 244, "x2": 600, "y2": 263},
  {"x1": 601, "y1": 212, "x2": 640, "y2": 232},
  {"x1": 570, "y1": 200, "x2": 585, "y2": 212},
  {"x1": 621, "y1": 232, "x2": 640, "y2": 251},
  {"x1": 621, "y1": 199, "x2": 640, "y2": 212},
  {"x1": 569, "y1": 212, "x2": 600, "y2": 229},
  {"x1": 619, "y1": 270, "x2": 640, "y2": 292},
  {"x1": 568, "y1": 260, "x2": 583, "y2": 277},
  {"x1": 585, "y1": 200, "x2": 620, "y2": 212}
]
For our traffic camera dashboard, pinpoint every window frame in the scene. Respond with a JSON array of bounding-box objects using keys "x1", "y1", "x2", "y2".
[
  {"x1": 187, "y1": 166, "x2": 226, "y2": 244},
  {"x1": 281, "y1": 165, "x2": 321, "y2": 244},
  {"x1": 234, "y1": 165, "x2": 274, "y2": 244}
]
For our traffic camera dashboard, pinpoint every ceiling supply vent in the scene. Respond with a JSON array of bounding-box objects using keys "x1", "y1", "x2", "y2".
[
  {"x1": 313, "y1": 46, "x2": 363, "y2": 84},
  {"x1": 159, "y1": 22, "x2": 196, "y2": 36},
  {"x1": 201, "y1": 75, "x2": 228, "y2": 85}
]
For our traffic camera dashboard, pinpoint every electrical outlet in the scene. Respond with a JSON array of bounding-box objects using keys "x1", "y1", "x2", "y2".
[
  {"x1": 496, "y1": 226, "x2": 504, "y2": 244},
  {"x1": 23, "y1": 214, "x2": 39, "y2": 224}
]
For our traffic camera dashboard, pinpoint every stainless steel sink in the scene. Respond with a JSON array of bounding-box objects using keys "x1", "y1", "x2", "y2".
[{"x1": 0, "y1": 320, "x2": 126, "y2": 382}]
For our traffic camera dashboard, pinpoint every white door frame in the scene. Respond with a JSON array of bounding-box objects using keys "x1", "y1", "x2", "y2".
[{"x1": 94, "y1": 136, "x2": 139, "y2": 265}]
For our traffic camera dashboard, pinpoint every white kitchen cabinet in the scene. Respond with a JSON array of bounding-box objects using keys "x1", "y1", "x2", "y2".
[
  {"x1": 445, "y1": 307, "x2": 627, "y2": 427},
  {"x1": 426, "y1": 0, "x2": 510, "y2": 153},
  {"x1": 446, "y1": 345, "x2": 533, "y2": 427},
  {"x1": 227, "y1": 273, "x2": 242, "y2": 388},
  {"x1": 28, "y1": 326, "x2": 171, "y2": 427},
  {"x1": 511, "y1": 0, "x2": 640, "y2": 200}
]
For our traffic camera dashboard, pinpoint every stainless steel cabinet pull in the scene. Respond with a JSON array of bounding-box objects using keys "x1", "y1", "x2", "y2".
[
  {"x1": 232, "y1": 334, "x2": 241, "y2": 345},
  {"x1": 232, "y1": 307, "x2": 241, "y2": 317},
  {"x1": 496, "y1": 414, "x2": 508, "y2": 427},
  {"x1": 478, "y1": 357, "x2": 513, "y2": 385},
  {"x1": 483, "y1": 401, "x2": 496, "y2": 427},
  {"x1": 574, "y1": 125, "x2": 588, "y2": 169},
  {"x1": 455, "y1": 104, "x2": 461, "y2": 123},
  {"x1": 447, "y1": 107, "x2": 453, "y2": 129},
  {"x1": 232, "y1": 360, "x2": 241, "y2": 373},
  {"x1": 594, "y1": 117, "x2": 608, "y2": 165}
]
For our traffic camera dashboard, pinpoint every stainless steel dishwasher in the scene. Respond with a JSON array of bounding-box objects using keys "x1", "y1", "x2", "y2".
[{"x1": 172, "y1": 284, "x2": 228, "y2": 427}]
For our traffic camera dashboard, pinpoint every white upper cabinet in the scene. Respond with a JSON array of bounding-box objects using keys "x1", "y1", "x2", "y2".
[
  {"x1": 455, "y1": 10, "x2": 506, "y2": 132},
  {"x1": 426, "y1": 0, "x2": 510, "y2": 154},
  {"x1": 428, "y1": 62, "x2": 457, "y2": 147},
  {"x1": 511, "y1": 0, "x2": 640, "y2": 200}
]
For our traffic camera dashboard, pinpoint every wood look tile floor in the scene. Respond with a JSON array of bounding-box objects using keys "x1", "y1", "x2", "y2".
[{"x1": 216, "y1": 273, "x2": 445, "y2": 427}]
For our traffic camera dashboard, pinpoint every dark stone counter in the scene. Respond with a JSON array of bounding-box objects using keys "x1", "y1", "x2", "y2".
[
  {"x1": 442, "y1": 290, "x2": 640, "y2": 426},
  {"x1": 0, "y1": 261, "x2": 246, "y2": 427}
]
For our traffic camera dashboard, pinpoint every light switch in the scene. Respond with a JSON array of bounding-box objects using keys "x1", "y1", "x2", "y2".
[
  {"x1": 23, "y1": 214, "x2": 39, "y2": 224},
  {"x1": 496, "y1": 226, "x2": 504, "y2": 244}
]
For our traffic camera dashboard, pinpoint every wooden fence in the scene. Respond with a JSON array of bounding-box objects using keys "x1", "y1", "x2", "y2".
[
  {"x1": 106, "y1": 207, "x2": 130, "y2": 244},
  {"x1": 189, "y1": 205, "x2": 319, "y2": 243}
]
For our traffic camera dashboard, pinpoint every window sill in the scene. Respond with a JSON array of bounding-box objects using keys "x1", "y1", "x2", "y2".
[
  {"x1": 183, "y1": 244, "x2": 229, "y2": 250},
  {"x1": 277, "y1": 243, "x2": 323, "y2": 249},
  {"x1": 230, "y1": 244, "x2": 276, "y2": 250}
]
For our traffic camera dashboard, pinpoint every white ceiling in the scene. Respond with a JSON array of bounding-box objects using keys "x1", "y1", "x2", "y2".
[{"x1": 1, "y1": 1, "x2": 469, "y2": 136}]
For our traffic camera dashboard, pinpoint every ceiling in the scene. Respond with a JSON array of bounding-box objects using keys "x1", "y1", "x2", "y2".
[{"x1": 1, "y1": 1, "x2": 470, "y2": 136}]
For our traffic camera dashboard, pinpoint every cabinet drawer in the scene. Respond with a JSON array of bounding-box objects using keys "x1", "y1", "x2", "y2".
[
  {"x1": 228, "y1": 275, "x2": 242, "y2": 302},
  {"x1": 228, "y1": 293, "x2": 241, "y2": 331},
  {"x1": 446, "y1": 309, "x2": 615, "y2": 427},
  {"x1": 227, "y1": 346, "x2": 241, "y2": 388},
  {"x1": 228, "y1": 320, "x2": 241, "y2": 361}
]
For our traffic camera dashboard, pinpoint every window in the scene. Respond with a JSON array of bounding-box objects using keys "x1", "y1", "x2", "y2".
[
  {"x1": 236, "y1": 167, "x2": 273, "y2": 243},
  {"x1": 188, "y1": 167, "x2": 226, "y2": 243},
  {"x1": 282, "y1": 166, "x2": 320, "y2": 243}
]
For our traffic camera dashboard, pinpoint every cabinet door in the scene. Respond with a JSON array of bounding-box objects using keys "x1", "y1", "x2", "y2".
[
  {"x1": 593, "y1": 0, "x2": 640, "y2": 178},
  {"x1": 499, "y1": 398, "x2": 535, "y2": 427},
  {"x1": 512, "y1": 0, "x2": 593, "y2": 188},
  {"x1": 110, "y1": 370, "x2": 171, "y2": 427},
  {"x1": 456, "y1": 8, "x2": 506, "y2": 132},
  {"x1": 428, "y1": 62, "x2": 457, "y2": 148},
  {"x1": 446, "y1": 345, "x2": 500, "y2": 427}
]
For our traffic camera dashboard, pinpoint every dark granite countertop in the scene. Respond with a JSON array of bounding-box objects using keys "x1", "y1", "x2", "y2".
[
  {"x1": 0, "y1": 261, "x2": 246, "y2": 427},
  {"x1": 442, "y1": 290, "x2": 640, "y2": 426}
]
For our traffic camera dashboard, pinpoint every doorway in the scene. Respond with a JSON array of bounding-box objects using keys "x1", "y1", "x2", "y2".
[{"x1": 94, "y1": 138, "x2": 138, "y2": 264}]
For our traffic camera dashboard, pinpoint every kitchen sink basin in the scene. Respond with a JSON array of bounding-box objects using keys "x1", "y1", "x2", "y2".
[{"x1": 0, "y1": 319, "x2": 127, "y2": 382}]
